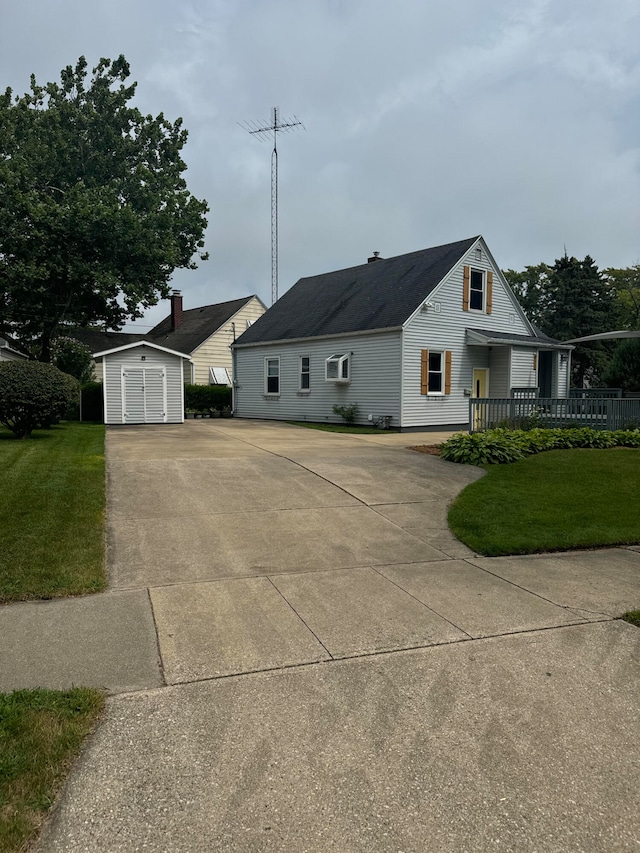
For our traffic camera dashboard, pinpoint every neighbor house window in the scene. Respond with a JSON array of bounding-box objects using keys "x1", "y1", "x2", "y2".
[
  {"x1": 265, "y1": 357, "x2": 280, "y2": 394},
  {"x1": 325, "y1": 353, "x2": 350, "y2": 383},
  {"x1": 300, "y1": 356, "x2": 310, "y2": 391},
  {"x1": 421, "y1": 349, "x2": 452, "y2": 395},
  {"x1": 463, "y1": 266, "x2": 493, "y2": 314}
]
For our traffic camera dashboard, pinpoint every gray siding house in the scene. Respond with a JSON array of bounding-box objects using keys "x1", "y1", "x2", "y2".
[{"x1": 232, "y1": 236, "x2": 572, "y2": 430}]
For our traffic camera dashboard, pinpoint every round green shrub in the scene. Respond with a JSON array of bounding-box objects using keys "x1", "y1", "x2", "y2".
[{"x1": 0, "y1": 361, "x2": 80, "y2": 438}]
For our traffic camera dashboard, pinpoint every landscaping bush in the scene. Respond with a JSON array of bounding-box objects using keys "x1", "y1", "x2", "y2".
[
  {"x1": 184, "y1": 383, "x2": 231, "y2": 413},
  {"x1": 0, "y1": 361, "x2": 79, "y2": 438},
  {"x1": 332, "y1": 403, "x2": 359, "y2": 424},
  {"x1": 439, "y1": 431, "x2": 526, "y2": 465},
  {"x1": 441, "y1": 426, "x2": 640, "y2": 465}
]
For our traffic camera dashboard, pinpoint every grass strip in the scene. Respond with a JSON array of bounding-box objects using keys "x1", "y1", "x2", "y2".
[
  {"x1": 621, "y1": 610, "x2": 640, "y2": 627},
  {"x1": 448, "y1": 448, "x2": 640, "y2": 556},
  {"x1": 0, "y1": 422, "x2": 106, "y2": 602},
  {"x1": 0, "y1": 688, "x2": 104, "y2": 853},
  {"x1": 286, "y1": 421, "x2": 399, "y2": 434}
]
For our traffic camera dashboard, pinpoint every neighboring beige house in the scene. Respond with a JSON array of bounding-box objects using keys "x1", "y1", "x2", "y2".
[
  {"x1": 68, "y1": 291, "x2": 266, "y2": 385},
  {"x1": 148, "y1": 291, "x2": 266, "y2": 384}
]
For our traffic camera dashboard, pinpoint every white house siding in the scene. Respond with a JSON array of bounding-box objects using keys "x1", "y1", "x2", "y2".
[
  {"x1": 0, "y1": 348, "x2": 27, "y2": 362},
  {"x1": 191, "y1": 297, "x2": 266, "y2": 385},
  {"x1": 101, "y1": 346, "x2": 185, "y2": 424},
  {"x1": 234, "y1": 332, "x2": 402, "y2": 426},
  {"x1": 401, "y1": 239, "x2": 534, "y2": 428},
  {"x1": 510, "y1": 348, "x2": 538, "y2": 390},
  {"x1": 488, "y1": 348, "x2": 510, "y2": 397},
  {"x1": 557, "y1": 355, "x2": 569, "y2": 397}
]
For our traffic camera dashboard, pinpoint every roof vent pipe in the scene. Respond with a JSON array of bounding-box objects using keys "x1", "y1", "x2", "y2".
[
  {"x1": 170, "y1": 290, "x2": 183, "y2": 330},
  {"x1": 368, "y1": 251, "x2": 383, "y2": 263}
]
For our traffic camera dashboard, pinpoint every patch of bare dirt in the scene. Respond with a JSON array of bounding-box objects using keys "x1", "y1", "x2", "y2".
[{"x1": 408, "y1": 445, "x2": 442, "y2": 456}]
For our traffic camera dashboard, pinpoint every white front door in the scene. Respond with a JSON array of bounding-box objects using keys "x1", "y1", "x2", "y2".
[{"x1": 122, "y1": 367, "x2": 167, "y2": 423}]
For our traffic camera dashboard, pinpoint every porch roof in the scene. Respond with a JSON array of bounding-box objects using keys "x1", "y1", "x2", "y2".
[{"x1": 466, "y1": 328, "x2": 573, "y2": 350}]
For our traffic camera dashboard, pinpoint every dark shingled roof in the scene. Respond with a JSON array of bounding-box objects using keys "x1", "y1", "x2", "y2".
[
  {"x1": 235, "y1": 237, "x2": 479, "y2": 345},
  {"x1": 148, "y1": 296, "x2": 255, "y2": 353},
  {"x1": 64, "y1": 327, "x2": 147, "y2": 353}
]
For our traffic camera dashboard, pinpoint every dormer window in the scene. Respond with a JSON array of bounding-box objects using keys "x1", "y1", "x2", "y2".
[
  {"x1": 325, "y1": 353, "x2": 350, "y2": 383},
  {"x1": 470, "y1": 269, "x2": 485, "y2": 311},
  {"x1": 463, "y1": 266, "x2": 493, "y2": 314}
]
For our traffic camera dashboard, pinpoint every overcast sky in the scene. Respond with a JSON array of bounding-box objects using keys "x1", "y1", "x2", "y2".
[{"x1": 2, "y1": 0, "x2": 639, "y2": 330}]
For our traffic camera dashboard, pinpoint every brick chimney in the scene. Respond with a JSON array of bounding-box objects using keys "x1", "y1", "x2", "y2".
[
  {"x1": 368, "y1": 251, "x2": 383, "y2": 263},
  {"x1": 170, "y1": 290, "x2": 183, "y2": 330}
]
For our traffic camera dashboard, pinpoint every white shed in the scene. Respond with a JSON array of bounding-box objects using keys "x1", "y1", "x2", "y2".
[{"x1": 93, "y1": 341, "x2": 192, "y2": 425}]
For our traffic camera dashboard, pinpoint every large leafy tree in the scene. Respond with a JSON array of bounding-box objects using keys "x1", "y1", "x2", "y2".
[
  {"x1": 0, "y1": 56, "x2": 208, "y2": 361},
  {"x1": 605, "y1": 265, "x2": 640, "y2": 330},
  {"x1": 502, "y1": 263, "x2": 552, "y2": 328}
]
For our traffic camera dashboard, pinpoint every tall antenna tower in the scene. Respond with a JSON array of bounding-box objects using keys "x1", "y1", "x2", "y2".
[{"x1": 241, "y1": 107, "x2": 304, "y2": 305}]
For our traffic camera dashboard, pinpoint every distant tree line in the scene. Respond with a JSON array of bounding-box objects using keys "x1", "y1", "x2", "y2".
[{"x1": 503, "y1": 255, "x2": 640, "y2": 390}]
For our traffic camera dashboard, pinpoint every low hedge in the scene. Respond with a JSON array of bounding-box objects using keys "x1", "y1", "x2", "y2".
[
  {"x1": 440, "y1": 427, "x2": 640, "y2": 466},
  {"x1": 184, "y1": 384, "x2": 232, "y2": 413}
]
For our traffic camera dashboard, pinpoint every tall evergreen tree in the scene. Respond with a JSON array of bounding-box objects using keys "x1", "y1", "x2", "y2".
[
  {"x1": 540, "y1": 254, "x2": 617, "y2": 386},
  {"x1": 506, "y1": 254, "x2": 619, "y2": 387}
]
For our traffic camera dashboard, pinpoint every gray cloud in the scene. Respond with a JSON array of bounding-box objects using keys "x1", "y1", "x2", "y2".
[{"x1": 1, "y1": 0, "x2": 638, "y2": 330}]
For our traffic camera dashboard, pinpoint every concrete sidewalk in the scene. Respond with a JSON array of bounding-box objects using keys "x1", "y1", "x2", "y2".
[{"x1": 1, "y1": 419, "x2": 638, "y2": 851}]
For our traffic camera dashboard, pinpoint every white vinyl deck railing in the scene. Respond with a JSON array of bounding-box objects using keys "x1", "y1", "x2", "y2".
[{"x1": 469, "y1": 397, "x2": 640, "y2": 433}]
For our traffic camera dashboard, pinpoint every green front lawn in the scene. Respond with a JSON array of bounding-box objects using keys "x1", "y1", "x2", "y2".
[
  {"x1": 0, "y1": 688, "x2": 104, "y2": 853},
  {"x1": 0, "y1": 422, "x2": 106, "y2": 602},
  {"x1": 448, "y1": 448, "x2": 640, "y2": 556}
]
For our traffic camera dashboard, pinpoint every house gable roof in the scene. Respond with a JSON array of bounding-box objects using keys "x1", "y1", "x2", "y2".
[
  {"x1": 234, "y1": 237, "x2": 479, "y2": 346},
  {"x1": 148, "y1": 296, "x2": 256, "y2": 353}
]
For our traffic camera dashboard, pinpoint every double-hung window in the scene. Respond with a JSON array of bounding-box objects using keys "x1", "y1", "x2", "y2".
[
  {"x1": 421, "y1": 349, "x2": 452, "y2": 395},
  {"x1": 325, "y1": 353, "x2": 350, "y2": 383},
  {"x1": 463, "y1": 265, "x2": 493, "y2": 314},
  {"x1": 428, "y1": 352, "x2": 444, "y2": 393},
  {"x1": 299, "y1": 356, "x2": 310, "y2": 391},
  {"x1": 265, "y1": 357, "x2": 280, "y2": 395},
  {"x1": 469, "y1": 269, "x2": 484, "y2": 311}
]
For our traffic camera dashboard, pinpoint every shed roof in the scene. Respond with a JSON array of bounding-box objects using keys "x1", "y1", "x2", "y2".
[
  {"x1": 93, "y1": 341, "x2": 192, "y2": 359},
  {"x1": 234, "y1": 237, "x2": 479, "y2": 346}
]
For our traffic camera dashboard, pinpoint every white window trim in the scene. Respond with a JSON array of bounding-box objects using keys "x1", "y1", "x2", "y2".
[
  {"x1": 469, "y1": 267, "x2": 485, "y2": 312},
  {"x1": 427, "y1": 350, "x2": 445, "y2": 396},
  {"x1": 299, "y1": 355, "x2": 311, "y2": 393},
  {"x1": 264, "y1": 356, "x2": 280, "y2": 396},
  {"x1": 325, "y1": 353, "x2": 350, "y2": 383}
]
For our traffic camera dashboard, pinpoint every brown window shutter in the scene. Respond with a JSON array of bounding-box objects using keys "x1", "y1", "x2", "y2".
[
  {"x1": 421, "y1": 349, "x2": 429, "y2": 395},
  {"x1": 486, "y1": 271, "x2": 493, "y2": 314},
  {"x1": 533, "y1": 353, "x2": 537, "y2": 370},
  {"x1": 445, "y1": 351, "x2": 452, "y2": 395},
  {"x1": 463, "y1": 266, "x2": 470, "y2": 311}
]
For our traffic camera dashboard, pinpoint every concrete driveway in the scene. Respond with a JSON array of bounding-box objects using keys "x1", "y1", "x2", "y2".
[{"x1": 5, "y1": 419, "x2": 639, "y2": 851}]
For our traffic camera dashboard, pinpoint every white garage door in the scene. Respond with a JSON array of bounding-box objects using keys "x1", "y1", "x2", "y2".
[{"x1": 122, "y1": 368, "x2": 167, "y2": 423}]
